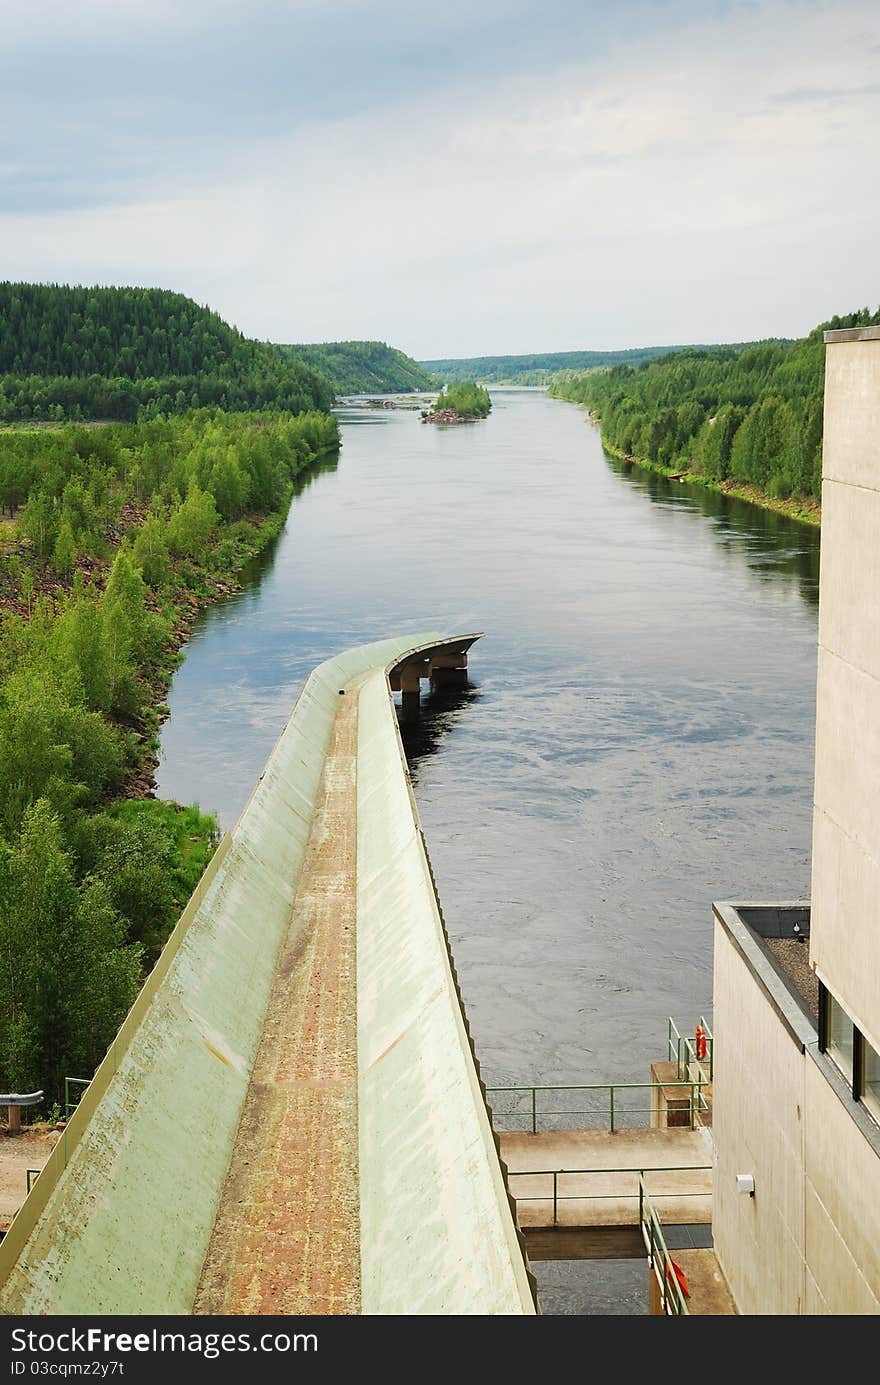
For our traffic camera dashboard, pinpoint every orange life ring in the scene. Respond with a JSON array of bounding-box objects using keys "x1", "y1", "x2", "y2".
[{"x1": 694, "y1": 1024, "x2": 707, "y2": 1062}]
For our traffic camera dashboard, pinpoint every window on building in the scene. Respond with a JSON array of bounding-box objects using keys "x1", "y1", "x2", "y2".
[
  {"x1": 863, "y1": 1037, "x2": 880, "y2": 1126},
  {"x1": 820, "y1": 983, "x2": 880, "y2": 1123},
  {"x1": 826, "y1": 991, "x2": 854, "y2": 1085}
]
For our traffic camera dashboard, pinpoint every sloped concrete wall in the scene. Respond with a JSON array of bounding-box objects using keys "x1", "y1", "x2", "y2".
[
  {"x1": 356, "y1": 667, "x2": 535, "y2": 1314},
  {"x1": 0, "y1": 634, "x2": 445, "y2": 1314}
]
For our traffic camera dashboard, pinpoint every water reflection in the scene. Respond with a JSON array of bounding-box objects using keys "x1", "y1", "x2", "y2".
[
  {"x1": 399, "y1": 681, "x2": 480, "y2": 785},
  {"x1": 607, "y1": 454, "x2": 820, "y2": 606},
  {"x1": 231, "y1": 450, "x2": 341, "y2": 596}
]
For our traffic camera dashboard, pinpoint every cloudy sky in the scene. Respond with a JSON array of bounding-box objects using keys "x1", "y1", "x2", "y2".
[{"x1": 1, "y1": 0, "x2": 878, "y2": 357}]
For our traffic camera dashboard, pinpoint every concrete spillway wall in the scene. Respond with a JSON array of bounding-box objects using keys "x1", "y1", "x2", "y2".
[
  {"x1": 357, "y1": 666, "x2": 535, "y2": 1312},
  {"x1": 0, "y1": 633, "x2": 535, "y2": 1315}
]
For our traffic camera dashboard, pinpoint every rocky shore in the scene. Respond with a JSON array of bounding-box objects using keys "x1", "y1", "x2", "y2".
[{"x1": 421, "y1": 408, "x2": 478, "y2": 425}]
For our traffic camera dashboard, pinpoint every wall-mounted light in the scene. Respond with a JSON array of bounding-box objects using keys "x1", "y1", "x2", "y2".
[{"x1": 736, "y1": 1173, "x2": 755, "y2": 1196}]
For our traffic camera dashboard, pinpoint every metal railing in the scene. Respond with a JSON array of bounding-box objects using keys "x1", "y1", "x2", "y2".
[
  {"x1": 486, "y1": 1080, "x2": 710, "y2": 1133},
  {"x1": 64, "y1": 1077, "x2": 90, "y2": 1119},
  {"x1": 667, "y1": 1016, "x2": 714, "y2": 1082},
  {"x1": 507, "y1": 1163, "x2": 712, "y2": 1227},
  {"x1": 639, "y1": 1174, "x2": 691, "y2": 1315}
]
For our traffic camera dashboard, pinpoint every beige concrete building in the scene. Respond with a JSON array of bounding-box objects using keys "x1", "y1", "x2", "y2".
[{"x1": 711, "y1": 327, "x2": 880, "y2": 1314}]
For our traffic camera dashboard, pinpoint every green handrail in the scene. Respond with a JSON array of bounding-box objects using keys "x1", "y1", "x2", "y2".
[
  {"x1": 639, "y1": 1174, "x2": 690, "y2": 1314},
  {"x1": 700, "y1": 1016, "x2": 715, "y2": 1081},
  {"x1": 64, "y1": 1076, "x2": 90, "y2": 1120},
  {"x1": 486, "y1": 1079, "x2": 709, "y2": 1134},
  {"x1": 506, "y1": 1163, "x2": 712, "y2": 1227},
  {"x1": 667, "y1": 1016, "x2": 714, "y2": 1082}
]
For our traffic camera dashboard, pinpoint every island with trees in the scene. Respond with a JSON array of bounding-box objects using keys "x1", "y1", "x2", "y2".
[{"x1": 423, "y1": 381, "x2": 492, "y2": 424}]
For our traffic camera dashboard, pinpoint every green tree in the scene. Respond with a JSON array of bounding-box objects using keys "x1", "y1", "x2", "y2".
[
  {"x1": 131, "y1": 514, "x2": 171, "y2": 587},
  {"x1": 53, "y1": 518, "x2": 77, "y2": 575},
  {"x1": 19, "y1": 489, "x2": 57, "y2": 556},
  {"x1": 167, "y1": 482, "x2": 220, "y2": 560},
  {"x1": 101, "y1": 545, "x2": 150, "y2": 714},
  {"x1": 0, "y1": 800, "x2": 140, "y2": 1097}
]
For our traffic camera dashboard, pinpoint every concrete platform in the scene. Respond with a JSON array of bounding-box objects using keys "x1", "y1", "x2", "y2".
[
  {"x1": 653, "y1": 1249, "x2": 736, "y2": 1315},
  {"x1": 501, "y1": 1126, "x2": 714, "y2": 1230},
  {"x1": 0, "y1": 1134, "x2": 56, "y2": 1235}
]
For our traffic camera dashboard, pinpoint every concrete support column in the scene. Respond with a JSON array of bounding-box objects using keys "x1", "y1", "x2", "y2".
[
  {"x1": 430, "y1": 653, "x2": 468, "y2": 690},
  {"x1": 399, "y1": 661, "x2": 430, "y2": 722}
]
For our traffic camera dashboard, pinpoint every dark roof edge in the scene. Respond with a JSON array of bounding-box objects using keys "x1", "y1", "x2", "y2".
[
  {"x1": 712, "y1": 901, "x2": 817, "y2": 1051},
  {"x1": 824, "y1": 326, "x2": 880, "y2": 343}
]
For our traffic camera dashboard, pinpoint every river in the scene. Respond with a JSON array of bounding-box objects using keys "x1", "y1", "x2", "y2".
[{"x1": 156, "y1": 388, "x2": 820, "y2": 1312}]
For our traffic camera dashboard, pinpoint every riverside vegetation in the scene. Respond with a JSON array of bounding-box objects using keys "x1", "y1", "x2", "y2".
[
  {"x1": 550, "y1": 308, "x2": 880, "y2": 520},
  {"x1": 0, "y1": 404, "x2": 338, "y2": 1104}
]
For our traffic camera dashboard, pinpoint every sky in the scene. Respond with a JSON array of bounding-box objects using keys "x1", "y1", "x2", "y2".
[{"x1": 1, "y1": 0, "x2": 878, "y2": 358}]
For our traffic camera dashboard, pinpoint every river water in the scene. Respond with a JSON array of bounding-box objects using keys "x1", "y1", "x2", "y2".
[{"x1": 156, "y1": 389, "x2": 820, "y2": 1311}]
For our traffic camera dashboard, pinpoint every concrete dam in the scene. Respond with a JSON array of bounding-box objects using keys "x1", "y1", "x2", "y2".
[{"x1": 0, "y1": 633, "x2": 537, "y2": 1316}]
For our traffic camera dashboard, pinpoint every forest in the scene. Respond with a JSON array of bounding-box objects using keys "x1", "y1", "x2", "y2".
[
  {"x1": 550, "y1": 309, "x2": 880, "y2": 506},
  {"x1": 0, "y1": 284, "x2": 332, "y2": 421},
  {"x1": 279, "y1": 340, "x2": 436, "y2": 394},
  {"x1": 420, "y1": 342, "x2": 738, "y2": 386},
  {"x1": 0, "y1": 407, "x2": 339, "y2": 1101}
]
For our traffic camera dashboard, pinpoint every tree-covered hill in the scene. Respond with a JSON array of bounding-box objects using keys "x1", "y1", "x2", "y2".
[
  {"x1": 279, "y1": 340, "x2": 436, "y2": 394},
  {"x1": 549, "y1": 309, "x2": 880, "y2": 507},
  {"x1": 0, "y1": 283, "x2": 332, "y2": 422},
  {"x1": 419, "y1": 343, "x2": 755, "y2": 386}
]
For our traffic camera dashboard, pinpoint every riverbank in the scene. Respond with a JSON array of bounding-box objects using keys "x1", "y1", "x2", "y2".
[
  {"x1": 581, "y1": 412, "x2": 821, "y2": 528},
  {"x1": 132, "y1": 498, "x2": 296, "y2": 797}
]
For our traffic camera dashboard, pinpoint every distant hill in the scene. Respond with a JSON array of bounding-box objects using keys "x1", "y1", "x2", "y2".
[
  {"x1": 0, "y1": 283, "x2": 332, "y2": 422},
  {"x1": 419, "y1": 344, "x2": 771, "y2": 386},
  {"x1": 279, "y1": 340, "x2": 436, "y2": 394}
]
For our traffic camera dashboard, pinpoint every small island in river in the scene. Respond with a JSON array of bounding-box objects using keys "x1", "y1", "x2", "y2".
[{"x1": 422, "y1": 380, "x2": 492, "y2": 424}]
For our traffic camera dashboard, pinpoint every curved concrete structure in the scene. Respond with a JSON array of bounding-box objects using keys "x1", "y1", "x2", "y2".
[{"x1": 0, "y1": 633, "x2": 536, "y2": 1316}]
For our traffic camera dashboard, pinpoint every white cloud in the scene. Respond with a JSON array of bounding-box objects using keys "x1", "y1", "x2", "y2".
[{"x1": 1, "y1": 0, "x2": 878, "y2": 354}]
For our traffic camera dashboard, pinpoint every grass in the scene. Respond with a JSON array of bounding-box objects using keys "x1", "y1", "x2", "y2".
[{"x1": 105, "y1": 798, "x2": 221, "y2": 912}]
